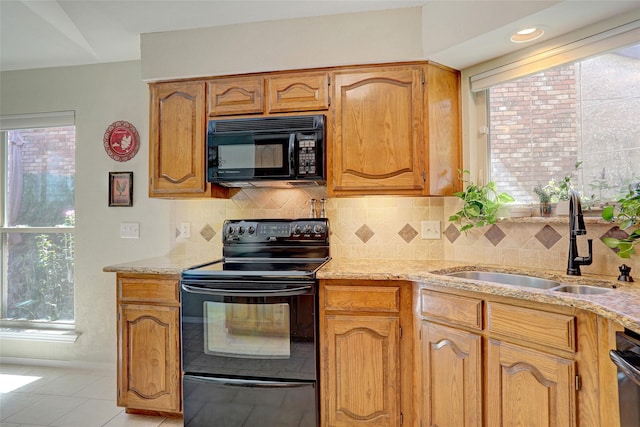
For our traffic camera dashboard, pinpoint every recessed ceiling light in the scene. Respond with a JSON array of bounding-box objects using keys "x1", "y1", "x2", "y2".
[{"x1": 511, "y1": 26, "x2": 545, "y2": 43}]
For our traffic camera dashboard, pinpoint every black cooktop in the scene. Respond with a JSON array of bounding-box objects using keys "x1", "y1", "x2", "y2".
[
  {"x1": 181, "y1": 218, "x2": 330, "y2": 281},
  {"x1": 182, "y1": 258, "x2": 329, "y2": 278}
]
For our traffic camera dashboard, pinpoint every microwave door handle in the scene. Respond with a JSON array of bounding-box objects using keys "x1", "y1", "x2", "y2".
[
  {"x1": 610, "y1": 349, "x2": 640, "y2": 387},
  {"x1": 289, "y1": 133, "x2": 296, "y2": 176},
  {"x1": 181, "y1": 283, "x2": 312, "y2": 297}
]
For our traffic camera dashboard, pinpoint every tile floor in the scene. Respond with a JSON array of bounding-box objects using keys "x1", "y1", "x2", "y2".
[{"x1": 0, "y1": 364, "x2": 183, "y2": 427}]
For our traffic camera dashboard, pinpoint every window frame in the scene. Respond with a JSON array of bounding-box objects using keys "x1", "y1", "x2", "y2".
[{"x1": 0, "y1": 111, "x2": 76, "y2": 330}]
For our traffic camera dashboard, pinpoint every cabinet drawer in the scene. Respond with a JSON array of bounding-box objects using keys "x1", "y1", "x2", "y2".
[
  {"x1": 420, "y1": 290, "x2": 483, "y2": 330},
  {"x1": 487, "y1": 302, "x2": 576, "y2": 352},
  {"x1": 267, "y1": 72, "x2": 329, "y2": 113},
  {"x1": 323, "y1": 285, "x2": 400, "y2": 313},
  {"x1": 118, "y1": 275, "x2": 179, "y2": 305},
  {"x1": 207, "y1": 76, "x2": 264, "y2": 116}
]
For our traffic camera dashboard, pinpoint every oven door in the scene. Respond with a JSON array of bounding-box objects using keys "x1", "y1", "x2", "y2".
[
  {"x1": 183, "y1": 375, "x2": 317, "y2": 427},
  {"x1": 180, "y1": 279, "x2": 317, "y2": 381}
]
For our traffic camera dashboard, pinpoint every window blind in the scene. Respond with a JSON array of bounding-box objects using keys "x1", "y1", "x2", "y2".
[
  {"x1": 470, "y1": 18, "x2": 640, "y2": 92},
  {"x1": 0, "y1": 111, "x2": 75, "y2": 130}
]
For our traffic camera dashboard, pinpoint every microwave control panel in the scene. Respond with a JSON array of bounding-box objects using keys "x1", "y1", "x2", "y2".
[{"x1": 297, "y1": 134, "x2": 318, "y2": 176}]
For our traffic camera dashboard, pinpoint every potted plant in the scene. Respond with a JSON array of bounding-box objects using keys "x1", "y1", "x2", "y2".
[
  {"x1": 449, "y1": 170, "x2": 514, "y2": 232},
  {"x1": 548, "y1": 162, "x2": 582, "y2": 215},
  {"x1": 602, "y1": 184, "x2": 640, "y2": 258},
  {"x1": 534, "y1": 185, "x2": 554, "y2": 217}
]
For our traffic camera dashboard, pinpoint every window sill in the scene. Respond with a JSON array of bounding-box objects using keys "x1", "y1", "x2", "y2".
[
  {"x1": 497, "y1": 216, "x2": 611, "y2": 225},
  {"x1": 0, "y1": 328, "x2": 79, "y2": 343}
]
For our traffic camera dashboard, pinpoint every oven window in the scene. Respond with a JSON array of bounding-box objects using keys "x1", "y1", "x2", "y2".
[
  {"x1": 204, "y1": 301, "x2": 291, "y2": 359},
  {"x1": 218, "y1": 143, "x2": 284, "y2": 169}
]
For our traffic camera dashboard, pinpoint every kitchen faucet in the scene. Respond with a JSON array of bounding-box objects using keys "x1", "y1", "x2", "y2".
[{"x1": 567, "y1": 190, "x2": 593, "y2": 275}]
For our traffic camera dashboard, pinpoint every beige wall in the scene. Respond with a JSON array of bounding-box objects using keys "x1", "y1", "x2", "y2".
[
  {"x1": 0, "y1": 61, "x2": 171, "y2": 365},
  {"x1": 140, "y1": 7, "x2": 423, "y2": 81}
]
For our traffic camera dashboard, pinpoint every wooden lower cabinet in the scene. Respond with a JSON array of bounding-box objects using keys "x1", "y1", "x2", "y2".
[
  {"x1": 416, "y1": 283, "x2": 611, "y2": 427},
  {"x1": 486, "y1": 339, "x2": 576, "y2": 427},
  {"x1": 320, "y1": 280, "x2": 412, "y2": 427},
  {"x1": 324, "y1": 315, "x2": 400, "y2": 426},
  {"x1": 421, "y1": 322, "x2": 482, "y2": 427},
  {"x1": 116, "y1": 274, "x2": 181, "y2": 416}
]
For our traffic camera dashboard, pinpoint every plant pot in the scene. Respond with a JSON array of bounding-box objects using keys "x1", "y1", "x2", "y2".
[
  {"x1": 556, "y1": 200, "x2": 570, "y2": 216},
  {"x1": 539, "y1": 202, "x2": 554, "y2": 217}
]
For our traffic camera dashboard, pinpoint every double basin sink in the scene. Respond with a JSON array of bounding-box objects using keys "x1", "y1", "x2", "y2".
[{"x1": 445, "y1": 270, "x2": 611, "y2": 295}]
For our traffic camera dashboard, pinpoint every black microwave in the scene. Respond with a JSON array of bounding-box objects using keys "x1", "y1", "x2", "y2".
[{"x1": 207, "y1": 114, "x2": 325, "y2": 187}]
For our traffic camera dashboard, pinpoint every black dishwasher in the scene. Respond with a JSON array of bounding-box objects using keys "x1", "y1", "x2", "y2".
[{"x1": 610, "y1": 329, "x2": 640, "y2": 427}]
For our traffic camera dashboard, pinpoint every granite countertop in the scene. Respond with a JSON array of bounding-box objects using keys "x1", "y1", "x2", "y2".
[
  {"x1": 104, "y1": 255, "x2": 640, "y2": 334},
  {"x1": 318, "y1": 258, "x2": 640, "y2": 334},
  {"x1": 103, "y1": 253, "x2": 217, "y2": 275}
]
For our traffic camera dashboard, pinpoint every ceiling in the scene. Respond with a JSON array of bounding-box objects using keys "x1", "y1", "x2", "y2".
[{"x1": 1, "y1": 0, "x2": 639, "y2": 72}]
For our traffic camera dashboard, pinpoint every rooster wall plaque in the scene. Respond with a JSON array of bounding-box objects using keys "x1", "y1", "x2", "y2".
[
  {"x1": 104, "y1": 121, "x2": 140, "y2": 161},
  {"x1": 109, "y1": 172, "x2": 133, "y2": 207}
]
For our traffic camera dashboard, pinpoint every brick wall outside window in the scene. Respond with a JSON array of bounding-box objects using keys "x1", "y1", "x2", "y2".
[{"x1": 488, "y1": 50, "x2": 640, "y2": 204}]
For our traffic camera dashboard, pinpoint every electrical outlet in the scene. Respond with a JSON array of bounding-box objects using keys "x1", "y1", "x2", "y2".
[
  {"x1": 178, "y1": 222, "x2": 191, "y2": 239},
  {"x1": 421, "y1": 221, "x2": 441, "y2": 240},
  {"x1": 120, "y1": 222, "x2": 140, "y2": 239}
]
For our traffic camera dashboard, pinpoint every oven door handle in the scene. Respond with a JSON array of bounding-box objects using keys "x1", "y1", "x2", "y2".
[
  {"x1": 187, "y1": 375, "x2": 313, "y2": 389},
  {"x1": 610, "y1": 349, "x2": 640, "y2": 387},
  {"x1": 181, "y1": 283, "x2": 312, "y2": 297}
]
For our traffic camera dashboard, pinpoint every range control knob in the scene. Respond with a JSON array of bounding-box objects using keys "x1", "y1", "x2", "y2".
[
  {"x1": 226, "y1": 226, "x2": 235, "y2": 235},
  {"x1": 237, "y1": 226, "x2": 245, "y2": 235},
  {"x1": 304, "y1": 224, "x2": 313, "y2": 233},
  {"x1": 314, "y1": 224, "x2": 325, "y2": 234},
  {"x1": 293, "y1": 225, "x2": 302, "y2": 235},
  {"x1": 247, "y1": 226, "x2": 256, "y2": 235}
]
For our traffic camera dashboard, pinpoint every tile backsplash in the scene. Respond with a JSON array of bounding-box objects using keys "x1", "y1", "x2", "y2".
[{"x1": 169, "y1": 188, "x2": 639, "y2": 280}]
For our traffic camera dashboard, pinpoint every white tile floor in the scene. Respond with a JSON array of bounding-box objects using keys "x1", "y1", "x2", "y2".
[{"x1": 0, "y1": 364, "x2": 183, "y2": 427}]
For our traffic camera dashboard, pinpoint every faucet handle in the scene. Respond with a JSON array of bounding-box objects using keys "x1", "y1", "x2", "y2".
[
  {"x1": 618, "y1": 264, "x2": 634, "y2": 282},
  {"x1": 575, "y1": 239, "x2": 593, "y2": 266}
]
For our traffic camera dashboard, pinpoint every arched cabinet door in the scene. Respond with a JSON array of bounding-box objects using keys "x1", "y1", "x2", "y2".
[
  {"x1": 422, "y1": 322, "x2": 483, "y2": 427},
  {"x1": 323, "y1": 314, "x2": 401, "y2": 426},
  {"x1": 149, "y1": 81, "x2": 208, "y2": 197},
  {"x1": 487, "y1": 339, "x2": 577, "y2": 427},
  {"x1": 330, "y1": 65, "x2": 425, "y2": 196}
]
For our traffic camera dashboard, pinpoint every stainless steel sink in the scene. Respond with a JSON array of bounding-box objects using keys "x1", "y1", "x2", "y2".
[
  {"x1": 551, "y1": 284, "x2": 611, "y2": 295},
  {"x1": 446, "y1": 271, "x2": 562, "y2": 289}
]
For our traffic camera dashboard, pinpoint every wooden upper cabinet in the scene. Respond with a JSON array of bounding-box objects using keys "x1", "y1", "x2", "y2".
[
  {"x1": 330, "y1": 65, "x2": 426, "y2": 196},
  {"x1": 267, "y1": 72, "x2": 329, "y2": 113},
  {"x1": 149, "y1": 81, "x2": 208, "y2": 197},
  {"x1": 207, "y1": 72, "x2": 329, "y2": 117},
  {"x1": 425, "y1": 64, "x2": 462, "y2": 196},
  {"x1": 207, "y1": 76, "x2": 264, "y2": 116}
]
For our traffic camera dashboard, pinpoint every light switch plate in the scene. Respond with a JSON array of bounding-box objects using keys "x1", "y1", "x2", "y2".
[
  {"x1": 421, "y1": 221, "x2": 441, "y2": 239},
  {"x1": 120, "y1": 222, "x2": 140, "y2": 239}
]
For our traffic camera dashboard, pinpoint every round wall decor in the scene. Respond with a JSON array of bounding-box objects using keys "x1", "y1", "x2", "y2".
[{"x1": 103, "y1": 121, "x2": 140, "y2": 162}]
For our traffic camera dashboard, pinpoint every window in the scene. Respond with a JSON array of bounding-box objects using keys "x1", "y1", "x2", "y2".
[
  {"x1": 1, "y1": 112, "x2": 75, "y2": 325},
  {"x1": 487, "y1": 42, "x2": 640, "y2": 204}
]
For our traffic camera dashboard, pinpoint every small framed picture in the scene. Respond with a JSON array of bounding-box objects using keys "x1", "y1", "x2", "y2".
[{"x1": 109, "y1": 172, "x2": 133, "y2": 207}]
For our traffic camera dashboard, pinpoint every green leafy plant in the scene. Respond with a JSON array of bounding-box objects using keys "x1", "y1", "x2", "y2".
[
  {"x1": 449, "y1": 170, "x2": 514, "y2": 233},
  {"x1": 534, "y1": 185, "x2": 553, "y2": 203},
  {"x1": 602, "y1": 184, "x2": 640, "y2": 258},
  {"x1": 546, "y1": 161, "x2": 582, "y2": 202}
]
